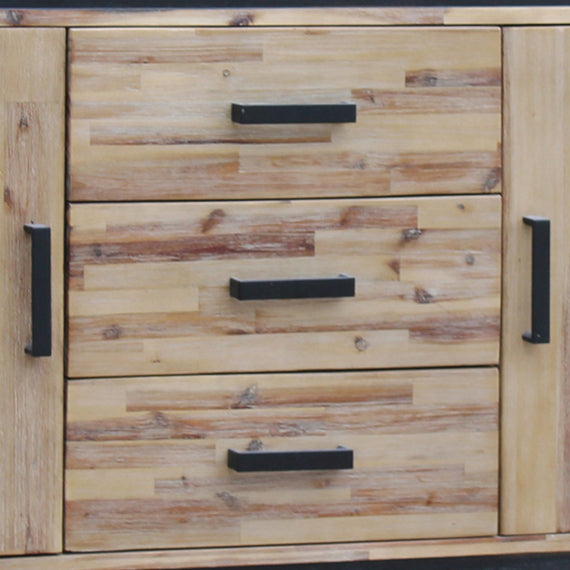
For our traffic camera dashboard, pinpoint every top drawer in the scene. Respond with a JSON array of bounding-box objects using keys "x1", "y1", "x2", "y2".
[{"x1": 68, "y1": 27, "x2": 501, "y2": 202}]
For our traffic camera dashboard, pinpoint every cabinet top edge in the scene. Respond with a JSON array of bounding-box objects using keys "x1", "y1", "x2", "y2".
[{"x1": 2, "y1": 6, "x2": 570, "y2": 27}]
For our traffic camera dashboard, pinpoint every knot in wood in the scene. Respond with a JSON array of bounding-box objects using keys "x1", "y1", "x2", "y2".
[
  {"x1": 415, "y1": 288, "x2": 434, "y2": 304},
  {"x1": 354, "y1": 336, "x2": 369, "y2": 352},
  {"x1": 201, "y1": 208, "x2": 225, "y2": 234},
  {"x1": 230, "y1": 13, "x2": 255, "y2": 26},
  {"x1": 232, "y1": 384, "x2": 258, "y2": 409},
  {"x1": 403, "y1": 228, "x2": 422, "y2": 241},
  {"x1": 484, "y1": 167, "x2": 501, "y2": 192},
  {"x1": 7, "y1": 10, "x2": 24, "y2": 26},
  {"x1": 217, "y1": 491, "x2": 242, "y2": 511},
  {"x1": 103, "y1": 325, "x2": 123, "y2": 340},
  {"x1": 247, "y1": 439, "x2": 264, "y2": 451},
  {"x1": 3, "y1": 186, "x2": 13, "y2": 208}
]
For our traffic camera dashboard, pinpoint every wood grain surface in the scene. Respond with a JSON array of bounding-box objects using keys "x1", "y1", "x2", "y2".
[
  {"x1": 502, "y1": 27, "x2": 570, "y2": 535},
  {"x1": 445, "y1": 7, "x2": 570, "y2": 25},
  {"x1": 68, "y1": 196, "x2": 501, "y2": 378},
  {"x1": 0, "y1": 8, "x2": 447, "y2": 28},
  {"x1": 0, "y1": 28, "x2": 65, "y2": 555},
  {"x1": 4, "y1": 534, "x2": 570, "y2": 569},
  {"x1": 65, "y1": 367, "x2": 499, "y2": 551},
  {"x1": 68, "y1": 27, "x2": 501, "y2": 201},
  {"x1": 0, "y1": 8, "x2": 570, "y2": 27}
]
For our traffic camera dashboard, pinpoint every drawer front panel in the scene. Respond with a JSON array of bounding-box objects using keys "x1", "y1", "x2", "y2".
[
  {"x1": 68, "y1": 196, "x2": 501, "y2": 378},
  {"x1": 68, "y1": 27, "x2": 501, "y2": 201},
  {"x1": 65, "y1": 368, "x2": 499, "y2": 551}
]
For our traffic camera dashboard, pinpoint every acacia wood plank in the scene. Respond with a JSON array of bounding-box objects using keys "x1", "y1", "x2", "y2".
[
  {"x1": 5, "y1": 534, "x2": 570, "y2": 570},
  {"x1": 445, "y1": 7, "x2": 570, "y2": 25},
  {"x1": 2, "y1": 8, "x2": 570, "y2": 27},
  {"x1": 68, "y1": 27, "x2": 501, "y2": 201},
  {"x1": 68, "y1": 196, "x2": 501, "y2": 378},
  {"x1": 0, "y1": 8, "x2": 446, "y2": 28},
  {"x1": 65, "y1": 368, "x2": 498, "y2": 551},
  {"x1": 502, "y1": 27, "x2": 570, "y2": 535},
  {"x1": 0, "y1": 29, "x2": 65, "y2": 555}
]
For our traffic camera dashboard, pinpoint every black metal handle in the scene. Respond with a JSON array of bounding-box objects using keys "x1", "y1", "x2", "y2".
[
  {"x1": 228, "y1": 446, "x2": 353, "y2": 472},
  {"x1": 24, "y1": 224, "x2": 52, "y2": 357},
  {"x1": 229, "y1": 275, "x2": 355, "y2": 301},
  {"x1": 522, "y1": 216, "x2": 550, "y2": 344},
  {"x1": 231, "y1": 103, "x2": 357, "y2": 124}
]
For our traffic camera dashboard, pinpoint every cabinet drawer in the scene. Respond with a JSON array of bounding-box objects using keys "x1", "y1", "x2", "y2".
[
  {"x1": 68, "y1": 195, "x2": 500, "y2": 378},
  {"x1": 65, "y1": 368, "x2": 499, "y2": 551},
  {"x1": 68, "y1": 27, "x2": 501, "y2": 201}
]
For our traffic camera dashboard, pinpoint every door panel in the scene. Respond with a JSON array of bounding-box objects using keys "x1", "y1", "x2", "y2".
[
  {"x1": 502, "y1": 27, "x2": 570, "y2": 534},
  {"x1": 0, "y1": 29, "x2": 66, "y2": 554}
]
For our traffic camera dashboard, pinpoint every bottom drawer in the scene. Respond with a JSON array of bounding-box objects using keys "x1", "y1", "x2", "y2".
[{"x1": 65, "y1": 368, "x2": 498, "y2": 552}]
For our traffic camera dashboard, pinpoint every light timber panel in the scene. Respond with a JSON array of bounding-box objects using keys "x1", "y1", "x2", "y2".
[
  {"x1": 67, "y1": 196, "x2": 501, "y2": 378},
  {"x1": 502, "y1": 27, "x2": 570, "y2": 535},
  {"x1": 6, "y1": 535, "x2": 570, "y2": 570},
  {"x1": 65, "y1": 368, "x2": 499, "y2": 551},
  {"x1": 2, "y1": 8, "x2": 570, "y2": 27},
  {"x1": 0, "y1": 29, "x2": 65, "y2": 554},
  {"x1": 445, "y1": 8, "x2": 570, "y2": 25},
  {"x1": 0, "y1": 8, "x2": 448, "y2": 27},
  {"x1": 68, "y1": 27, "x2": 501, "y2": 201}
]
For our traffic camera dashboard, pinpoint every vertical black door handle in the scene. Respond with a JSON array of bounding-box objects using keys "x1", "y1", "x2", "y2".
[
  {"x1": 522, "y1": 216, "x2": 550, "y2": 344},
  {"x1": 24, "y1": 224, "x2": 52, "y2": 357}
]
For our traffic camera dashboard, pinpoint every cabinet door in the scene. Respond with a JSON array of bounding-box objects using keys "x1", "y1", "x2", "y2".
[
  {"x1": 502, "y1": 27, "x2": 570, "y2": 534},
  {"x1": 0, "y1": 29, "x2": 65, "y2": 554}
]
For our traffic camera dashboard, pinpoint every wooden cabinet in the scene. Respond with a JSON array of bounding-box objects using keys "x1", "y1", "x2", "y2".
[
  {"x1": 0, "y1": 28, "x2": 65, "y2": 556},
  {"x1": 3, "y1": 8, "x2": 570, "y2": 569}
]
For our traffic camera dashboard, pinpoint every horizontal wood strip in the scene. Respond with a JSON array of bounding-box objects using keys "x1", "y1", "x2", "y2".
[
  {"x1": 444, "y1": 7, "x2": 570, "y2": 25},
  {"x1": 69, "y1": 287, "x2": 200, "y2": 317},
  {"x1": 0, "y1": 8, "x2": 447, "y2": 28},
  {"x1": 5, "y1": 535, "x2": 570, "y2": 569},
  {"x1": 1, "y1": 8, "x2": 570, "y2": 28},
  {"x1": 67, "y1": 404, "x2": 498, "y2": 443},
  {"x1": 240, "y1": 512, "x2": 497, "y2": 545}
]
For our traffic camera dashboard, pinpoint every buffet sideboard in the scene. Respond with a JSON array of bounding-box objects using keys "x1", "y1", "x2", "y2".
[{"x1": 2, "y1": 6, "x2": 570, "y2": 568}]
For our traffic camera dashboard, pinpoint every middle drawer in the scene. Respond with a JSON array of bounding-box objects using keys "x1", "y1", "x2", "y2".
[{"x1": 68, "y1": 195, "x2": 500, "y2": 378}]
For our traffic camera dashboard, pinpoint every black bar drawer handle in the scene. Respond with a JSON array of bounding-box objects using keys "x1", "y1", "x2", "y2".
[
  {"x1": 522, "y1": 216, "x2": 550, "y2": 344},
  {"x1": 230, "y1": 275, "x2": 355, "y2": 301},
  {"x1": 24, "y1": 224, "x2": 52, "y2": 357},
  {"x1": 228, "y1": 446, "x2": 354, "y2": 472},
  {"x1": 231, "y1": 103, "x2": 357, "y2": 124}
]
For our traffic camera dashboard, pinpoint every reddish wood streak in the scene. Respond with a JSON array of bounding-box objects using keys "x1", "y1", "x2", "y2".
[
  {"x1": 405, "y1": 69, "x2": 502, "y2": 88},
  {"x1": 70, "y1": 233, "x2": 315, "y2": 265},
  {"x1": 67, "y1": 404, "x2": 496, "y2": 442}
]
